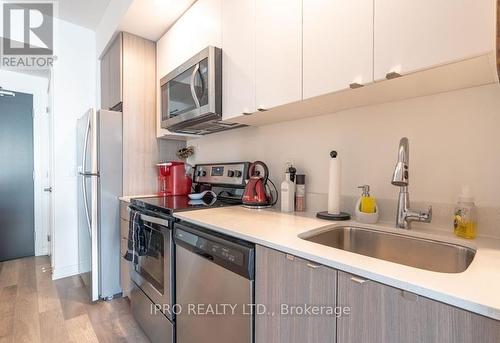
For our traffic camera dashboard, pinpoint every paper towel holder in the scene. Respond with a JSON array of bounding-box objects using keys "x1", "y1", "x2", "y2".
[{"x1": 316, "y1": 150, "x2": 351, "y2": 221}]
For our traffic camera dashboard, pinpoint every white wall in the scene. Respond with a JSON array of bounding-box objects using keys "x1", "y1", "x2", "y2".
[
  {"x1": 189, "y1": 84, "x2": 500, "y2": 222},
  {"x1": 0, "y1": 70, "x2": 50, "y2": 257},
  {"x1": 52, "y1": 19, "x2": 97, "y2": 279}
]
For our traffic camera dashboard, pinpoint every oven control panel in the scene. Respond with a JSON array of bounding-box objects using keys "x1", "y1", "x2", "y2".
[{"x1": 193, "y1": 162, "x2": 249, "y2": 187}]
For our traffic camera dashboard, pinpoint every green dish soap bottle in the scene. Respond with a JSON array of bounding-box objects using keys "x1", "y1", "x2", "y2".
[{"x1": 454, "y1": 186, "x2": 477, "y2": 239}]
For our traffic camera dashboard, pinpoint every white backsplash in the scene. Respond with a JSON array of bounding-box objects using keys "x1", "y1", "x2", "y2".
[
  {"x1": 158, "y1": 139, "x2": 186, "y2": 163},
  {"x1": 188, "y1": 84, "x2": 500, "y2": 238},
  {"x1": 300, "y1": 192, "x2": 500, "y2": 238}
]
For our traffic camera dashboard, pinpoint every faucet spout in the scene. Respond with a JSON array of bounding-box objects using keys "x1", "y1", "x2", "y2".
[
  {"x1": 391, "y1": 137, "x2": 432, "y2": 229},
  {"x1": 391, "y1": 137, "x2": 409, "y2": 187}
]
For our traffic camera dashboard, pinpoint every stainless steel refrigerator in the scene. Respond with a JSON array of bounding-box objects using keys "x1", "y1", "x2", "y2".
[{"x1": 77, "y1": 108, "x2": 122, "y2": 301}]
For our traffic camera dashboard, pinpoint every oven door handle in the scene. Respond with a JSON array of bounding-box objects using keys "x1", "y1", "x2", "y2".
[{"x1": 140, "y1": 213, "x2": 170, "y2": 228}]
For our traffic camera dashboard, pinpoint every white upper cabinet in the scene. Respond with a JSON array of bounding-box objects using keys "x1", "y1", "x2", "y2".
[
  {"x1": 157, "y1": 0, "x2": 498, "y2": 130},
  {"x1": 374, "y1": 0, "x2": 496, "y2": 80},
  {"x1": 188, "y1": 0, "x2": 222, "y2": 53},
  {"x1": 303, "y1": 0, "x2": 374, "y2": 99},
  {"x1": 222, "y1": 0, "x2": 256, "y2": 120},
  {"x1": 157, "y1": 0, "x2": 222, "y2": 77},
  {"x1": 255, "y1": 0, "x2": 302, "y2": 111},
  {"x1": 157, "y1": 17, "x2": 193, "y2": 78}
]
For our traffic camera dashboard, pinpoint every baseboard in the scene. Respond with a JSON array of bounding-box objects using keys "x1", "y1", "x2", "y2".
[{"x1": 51, "y1": 263, "x2": 79, "y2": 280}]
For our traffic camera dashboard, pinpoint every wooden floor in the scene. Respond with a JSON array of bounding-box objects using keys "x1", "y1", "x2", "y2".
[{"x1": 0, "y1": 256, "x2": 150, "y2": 343}]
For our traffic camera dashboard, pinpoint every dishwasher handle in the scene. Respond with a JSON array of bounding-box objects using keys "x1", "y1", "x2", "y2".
[{"x1": 195, "y1": 251, "x2": 215, "y2": 262}]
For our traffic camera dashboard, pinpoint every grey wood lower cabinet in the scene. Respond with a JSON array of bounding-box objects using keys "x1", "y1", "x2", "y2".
[
  {"x1": 256, "y1": 246, "x2": 500, "y2": 343},
  {"x1": 255, "y1": 245, "x2": 337, "y2": 343},
  {"x1": 337, "y1": 271, "x2": 500, "y2": 343}
]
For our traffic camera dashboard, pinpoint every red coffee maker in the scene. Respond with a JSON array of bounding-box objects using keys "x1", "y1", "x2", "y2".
[{"x1": 157, "y1": 162, "x2": 192, "y2": 196}]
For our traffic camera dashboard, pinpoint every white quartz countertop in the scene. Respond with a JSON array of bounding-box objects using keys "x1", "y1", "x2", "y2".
[
  {"x1": 174, "y1": 206, "x2": 500, "y2": 320},
  {"x1": 119, "y1": 194, "x2": 157, "y2": 203}
]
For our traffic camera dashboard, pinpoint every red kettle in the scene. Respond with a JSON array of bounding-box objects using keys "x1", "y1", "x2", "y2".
[{"x1": 242, "y1": 161, "x2": 272, "y2": 208}]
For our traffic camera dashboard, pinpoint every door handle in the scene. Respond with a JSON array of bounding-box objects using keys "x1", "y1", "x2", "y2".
[
  {"x1": 190, "y1": 63, "x2": 201, "y2": 109},
  {"x1": 43, "y1": 187, "x2": 53, "y2": 192}
]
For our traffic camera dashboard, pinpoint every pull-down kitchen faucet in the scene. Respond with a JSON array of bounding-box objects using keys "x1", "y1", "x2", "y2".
[{"x1": 391, "y1": 137, "x2": 432, "y2": 229}]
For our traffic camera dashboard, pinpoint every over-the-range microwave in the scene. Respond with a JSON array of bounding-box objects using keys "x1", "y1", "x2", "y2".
[{"x1": 160, "y1": 46, "x2": 244, "y2": 135}]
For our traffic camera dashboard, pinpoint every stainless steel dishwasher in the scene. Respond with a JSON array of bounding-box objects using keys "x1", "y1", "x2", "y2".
[{"x1": 174, "y1": 221, "x2": 255, "y2": 343}]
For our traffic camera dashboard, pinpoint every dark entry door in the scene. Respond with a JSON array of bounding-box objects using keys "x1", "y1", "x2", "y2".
[{"x1": 0, "y1": 91, "x2": 35, "y2": 261}]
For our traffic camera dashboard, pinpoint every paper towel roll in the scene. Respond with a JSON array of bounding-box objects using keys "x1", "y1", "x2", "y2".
[{"x1": 327, "y1": 151, "x2": 341, "y2": 215}]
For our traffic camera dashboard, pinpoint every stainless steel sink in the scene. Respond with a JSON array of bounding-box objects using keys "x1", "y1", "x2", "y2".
[{"x1": 302, "y1": 226, "x2": 476, "y2": 273}]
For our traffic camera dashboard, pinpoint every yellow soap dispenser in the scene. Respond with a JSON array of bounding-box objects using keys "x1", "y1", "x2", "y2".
[
  {"x1": 355, "y1": 185, "x2": 379, "y2": 224},
  {"x1": 454, "y1": 186, "x2": 477, "y2": 239}
]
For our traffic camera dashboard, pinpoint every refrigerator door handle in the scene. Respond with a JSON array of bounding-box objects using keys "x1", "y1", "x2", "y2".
[
  {"x1": 81, "y1": 114, "x2": 92, "y2": 237},
  {"x1": 82, "y1": 111, "x2": 91, "y2": 173},
  {"x1": 82, "y1": 177, "x2": 92, "y2": 237}
]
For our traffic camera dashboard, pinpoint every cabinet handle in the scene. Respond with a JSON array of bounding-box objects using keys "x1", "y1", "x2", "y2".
[
  {"x1": 350, "y1": 276, "x2": 369, "y2": 284},
  {"x1": 257, "y1": 108, "x2": 268, "y2": 112},
  {"x1": 386, "y1": 72, "x2": 402, "y2": 80},
  {"x1": 349, "y1": 83, "x2": 364, "y2": 89},
  {"x1": 306, "y1": 263, "x2": 322, "y2": 269},
  {"x1": 242, "y1": 112, "x2": 253, "y2": 116}
]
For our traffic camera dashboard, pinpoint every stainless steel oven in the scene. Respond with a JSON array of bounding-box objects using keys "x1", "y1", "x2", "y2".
[
  {"x1": 160, "y1": 46, "x2": 243, "y2": 135},
  {"x1": 128, "y1": 207, "x2": 175, "y2": 343}
]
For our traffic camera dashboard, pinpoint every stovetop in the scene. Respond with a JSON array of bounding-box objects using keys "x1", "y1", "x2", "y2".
[{"x1": 131, "y1": 195, "x2": 241, "y2": 216}]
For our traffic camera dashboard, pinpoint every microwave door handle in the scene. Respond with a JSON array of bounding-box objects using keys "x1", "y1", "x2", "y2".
[{"x1": 190, "y1": 63, "x2": 201, "y2": 108}]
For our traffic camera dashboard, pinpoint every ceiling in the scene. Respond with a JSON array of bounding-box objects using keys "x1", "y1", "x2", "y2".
[
  {"x1": 56, "y1": 0, "x2": 196, "y2": 42},
  {"x1": 57, "y1": 0, "x2": 112, "y2": 30},
  {"x1": 119, "y1": 0, "x2": 196, "y2": 41}
]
